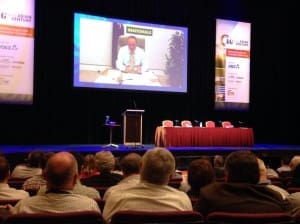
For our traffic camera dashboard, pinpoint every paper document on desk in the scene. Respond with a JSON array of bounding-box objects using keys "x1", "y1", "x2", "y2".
[
  {"x1": 94, "y1": 70, "x2": 122, "y2": 84},
  {"x1": 121, "y1": 71, "x2": 161, "y2": 86}
]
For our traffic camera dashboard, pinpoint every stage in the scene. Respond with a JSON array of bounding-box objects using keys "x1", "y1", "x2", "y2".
[
  {"x1": 1, "y1": 143, "x2": 300, "y2": 153},
  {"x1": 2, "y1": 143, "x2": 300, "y2": 170}
]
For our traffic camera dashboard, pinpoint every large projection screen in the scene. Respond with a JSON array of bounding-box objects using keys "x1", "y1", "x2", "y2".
[
  {"x1": 0, "y1": 0, "x2": 35, "y2": 104},
  {"x1": 73, "y1": 12, "x2": 188, "y2": 93},
  {"x1": 214, "y1": 18, "x2": 251, "y2": 111}
]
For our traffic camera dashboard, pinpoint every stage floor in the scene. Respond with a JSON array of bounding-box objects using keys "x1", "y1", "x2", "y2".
[
  {"x1": 1, "y1": 143, "x2": 300, "y2": 155},
  {"x1": 2, "y1": 143, "x2": 300, "y2": 170}
]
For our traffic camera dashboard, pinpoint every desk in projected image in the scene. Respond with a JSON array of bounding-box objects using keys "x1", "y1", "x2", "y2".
[{"x1": 79, "y1": 65, "x2": 170, "y2": 87}]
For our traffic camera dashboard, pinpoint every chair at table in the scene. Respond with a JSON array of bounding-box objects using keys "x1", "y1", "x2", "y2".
[
  {"x1": 205, "y1": 121, "x2": 216, "y2": 128},
  {"x1": 221, "y1": 121, "x2": 234, "y2": 128},
  {"x1": 181, "y1": 120, "x2": 193, "y2": 127},
  {"x1": 110, "y1": 210, "x2": 204, "y2": 224},
  {"x1": 206, "y1": 211, "x2": 293, "y2": 224},
  {"x1": 162, "y1": 120, "x2": 174, "y2": 127},
  {"x1": 4, "y1": 211, "x2": 104, "y2": 224}
]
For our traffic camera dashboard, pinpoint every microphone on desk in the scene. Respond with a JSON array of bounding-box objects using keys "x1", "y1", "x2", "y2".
[{"x1": 105, "y1": 115, "x2": 110, "y2": 125}]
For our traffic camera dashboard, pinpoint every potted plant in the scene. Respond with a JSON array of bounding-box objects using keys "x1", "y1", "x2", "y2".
[{"x1": 165, "y1": 31, "x2": 184, "y2": 86}]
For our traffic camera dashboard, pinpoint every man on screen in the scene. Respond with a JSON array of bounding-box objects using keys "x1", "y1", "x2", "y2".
[{"x1": 116, "y1": 35, "x2": 148, "y2": 74}]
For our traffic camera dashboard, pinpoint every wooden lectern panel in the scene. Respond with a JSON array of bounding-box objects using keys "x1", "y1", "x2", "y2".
[{"x1": 122, "y1": 109, "x2": 144, "y2": 146}]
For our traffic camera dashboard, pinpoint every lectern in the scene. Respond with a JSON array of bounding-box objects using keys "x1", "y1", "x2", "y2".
[{"x1": 122, "y1": 109, "x2": 145, "y2": 146}]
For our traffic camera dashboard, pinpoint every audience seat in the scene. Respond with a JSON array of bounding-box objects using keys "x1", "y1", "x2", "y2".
[
  {"x1": 168, "y1": 178, "x2": 182, "y2": 189},
  {"x1": 286, "y1": 187, "x2": 300, "y2": 194},
  {"x1": 110, "y1": 210, "x2": 204, "y2": 224},
  {"x1": 94, "y1": 198, "x2": 105, "y2": 212},
  {"x1": 94, "y1": 186, "x2": 109, "y2": 198},
  {"x1": 7, "y1": 178, "x2": 29, "y2": 189},
  {"x1": 0, "y1": 199, "x2": 20, "y2": 206},
  {"x1": 206, "y1": 211, "x2": 293, "y2": 224},
  {"x1": 3, "y1": 211, "x2": 104, "y2": 224}
]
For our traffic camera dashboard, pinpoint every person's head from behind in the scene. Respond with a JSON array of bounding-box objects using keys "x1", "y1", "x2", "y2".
[
  {"x1": 257, "y1": 157, "x2": 268, "y2": 182},
  {"x1": 127, "y1": 36, "x2": 137, "y2": 52},
  {"x1": 188, "y1": 159, "x2": 215, "y2": 190},
  {"x1": 40, "y1": 151, "x2": 55, "y2": 170},
  {"x1": 281, "y1": 155, "x2": 291, "y2": 166},
  {"x1": 120, "y1": 153, "x2": 142, "y2": 176},
  {"x1": 27, "y1": 150, "x2": 44, "y2": 168},
  {"x1": 289, "y1": 156, "x2": 300, "y2": 170},
  {"x1": 140, "y1": 147, "x2": 175, "y2": 185},
  {"x1": 44, "y1": 151, "x2": 78, "y2": 190},
  {"x1": 70, "y1": 151, "x2": 84, "y2": 174},
  {"x1": 0, "y1": 156, "x2": 10, "y2": 182},
  {"x1": 213, "y1": 155, "x2": 225, "y2": 167},
  {"x1": 95, "y1": 150, "x2": 115, "y2": 173},
  {"x1": 225, "y1": 150, "x2": 259, "y2": 184}
]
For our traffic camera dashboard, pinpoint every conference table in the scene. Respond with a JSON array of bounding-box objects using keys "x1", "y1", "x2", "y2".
[{"x1": 155, "y1": 126, "x2": 254, "y2": 147}]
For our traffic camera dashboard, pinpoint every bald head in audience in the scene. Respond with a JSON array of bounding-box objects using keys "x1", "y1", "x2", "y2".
[
  {"x1": 140, "y1": 147, "x2": 175, "y2": 185},
  {"x1": 44, "y1": 151, "x2": 78, "y2": 190}
]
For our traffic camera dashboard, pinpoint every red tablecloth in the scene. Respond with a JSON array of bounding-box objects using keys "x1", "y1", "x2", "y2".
[{"x1": 155, "y1": 127, "x2": 254, "y2": 147}]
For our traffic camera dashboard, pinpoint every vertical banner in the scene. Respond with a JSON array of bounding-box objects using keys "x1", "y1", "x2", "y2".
[
  {"x1": 215, "y1": 19, "x2": 251, "y2": 110},
  {"x1": 0, "y1": 0, "x2": 35, "y2": 104}
]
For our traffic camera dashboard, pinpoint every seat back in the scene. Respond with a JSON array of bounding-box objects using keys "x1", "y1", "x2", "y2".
[
  {"x1": 168, "y1": 177, "x2": 183, "y2": 189},
  {"x1": 205, "y1": 121, "x2": 216, "y2": 128},
  {"x1": 7, "y1": 178, "x2": 29, "y2": 189},
  {"x1": 206, "y1": 211, "x2": 293, "y2": 224},
  {"x1": 181, "y1": 120, "x2": 193, "y2": 127},
  {"x1": 0, "y1": 199, "x2": 20, "y2": 206},
  {"x1": 221, "y1": 121, "x2": 233, "y2": 128},
  {"x1": 94, "y1": 198, "x2": 106, "y2": 212},
  {"x1": 4, "y1": 211, "x2": 103, "y2": 224},
  {"x1": 110, "y1": 210, "x2": 204, "y2": 224},
  {"x1": 94, "y1": 186, "x2": 109, "y2": 198},
  {"x1": 162, "y1": 120, "x2": 174, "y2": 127}
]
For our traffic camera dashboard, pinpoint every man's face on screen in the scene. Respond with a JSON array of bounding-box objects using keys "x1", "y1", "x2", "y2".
[{"x1": 127, "y1": 37, "x2": 137, "y2": 52}]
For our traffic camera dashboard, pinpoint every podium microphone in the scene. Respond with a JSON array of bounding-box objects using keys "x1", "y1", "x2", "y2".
[{"x1": 133, "y1": 99, "x2": 137, "y2": 109}]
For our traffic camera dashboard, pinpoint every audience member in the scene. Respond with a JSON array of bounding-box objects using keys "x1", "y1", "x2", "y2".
[
  {"x1": 111, "y1": 157, "x2": 123, "y2": 175},
  {"x1": 257, "y1": 157, "x2": 289, "y2": 198},
  {"x1": 81, "y1": 150, "x2": 123, "y2": 187},
  {"x1": 7, "y1": 151, "x2": 100, "y2": 214},
  {"x1": 213, "y1": 155, "x2": 225, "y2": 179},
  {"x1": 116, "y1": 35, "x2": 147, "y2": 74},
  {"x1": 22, "y1": 151, "x2": 54, "y2": 193},
  {"x1": 103, "y1": 147, "x2": 192, "y2": 223},
  {"x1": 291, "y1": 164, "x2": 300, "y2": 187},
  {"x1": 266, "y1": 166, "x2": 280, "y2": 179},
  {"x1": 80, "y1": 154, "x2": 99, "y2": 179},
  {"x1": 11, "y1": 150, "x2": 43, "y2": 178},
  {"x1": 180, "y1": 158, "x2": 215, "y2": 199},
  {"x1": 0, "y1": 156, "x2": 29, "y2": 200},
  {"x1": 195, "y1": 150, "x2": 291, "y2": 216},
  {"x1": 103, "y1": 152, "x2": 141, "y2": 200},
  {"x1": 38, "y1": 151, "x2": 100, "y2": 199},
  {"x1": 290, "y1": 156, "x2": 300, "y2": 171},
  {"x1": 170, "y1": 156, "x2": 183, "y2": 180},
  {"x1": 277, "y1": 155, "x2": 292, "y2": 173}
]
